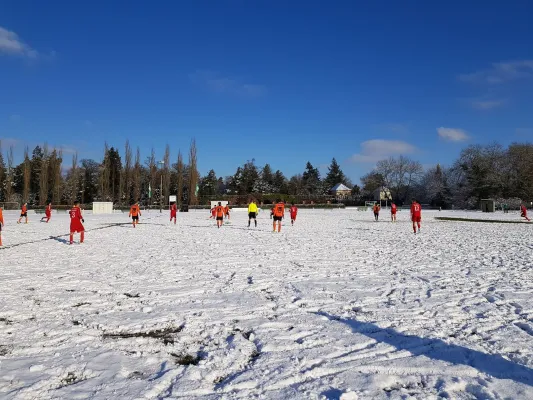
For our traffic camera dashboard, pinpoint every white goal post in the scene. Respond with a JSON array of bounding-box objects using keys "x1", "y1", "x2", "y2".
[{"x1": 92, "y1": 202, "x2": 114, "y2": 214}]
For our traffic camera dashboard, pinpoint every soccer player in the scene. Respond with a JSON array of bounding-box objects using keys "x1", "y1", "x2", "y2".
[
  {"x1": 272, "y1": 200, "x2": 285, "y2": 232},
  {"x1": 521, "y1": 203, "x2": 531, "y2": 222},
  {"x1": 41, "y1": 202, "x2": 52, "y2": 223},
  {"x1": 69, "y1": 201, "x2": 85, "y2": 244},
  {"x1": 210, "y1": 206, "x2": 216, "y2": 219},
  {"x1": 391, "y1": 202, "x2": 397, "y2": 222},
  {"x1": 0, "y1": 206, "x2": 4, "y2": 246},
  {"x1": 224, "y1": 204, "x2": 231, "y2": 220},
  {"x1": 215, "y1": 202, "x2": 225, "y2": 228},
  {"x1": 248, "y1": 200, "x2": 258, "y2": 227},
  {"x1": 410, "y1": 199, "x2": 422, "y2": 234},
  {"x1": 17, "y1": 203, "x2": 28, "y2": 224},
  {"x1": 373, "y1": 203, "x2": 380, "y2": 221},
  {"x1": 170, "y1": 202, "x2": 178, "y2": 224},
  {"x1": 129, "y1": 202, "x2": 141, "y2": 228},
  {"x1": 290, "y1": 203, "x2": 298, "y2": 225}
]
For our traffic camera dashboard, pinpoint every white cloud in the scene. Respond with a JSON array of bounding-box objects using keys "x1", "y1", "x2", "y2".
[
  {"x1": 350, "y1": 139, "x2": 417, "y2": 163},
  {"x1": 437, "y1": 127, "x2": 470, "y2": 142},
  {"x1": 189, "y1": 70, "x2": 266, "y2": 97},
  {"x1": 0, "y1": 26, "x2": 38, "y2": 58},
  {"x1": 459, "y1": 60, "x2": 533, "y2": 84},
  {"x1": 0, "y1": 137, "x2": 20, "y2": 148},
  {"x1": 470, "y1": 99, "x2": 506, "y2": 110}
]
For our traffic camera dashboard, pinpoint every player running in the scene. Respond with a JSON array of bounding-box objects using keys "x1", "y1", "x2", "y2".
[
  {"x1": 17, "y1": 203, "x2": 28, "y2": 224},
  {"x1": 170, "y1": 202, "x2": 178, "y2": 224},
  {"x1": 272, "y1": 200, "x2": 285, "y2": 232},
  {"x1": 373, "y1": 203, "x2": 380, "y2": 221},
  {"x1": 0, "y1": 206, "x2": 4, "y2": 246},
  {"x1": 69, "y1": 201, "x2": 85, "y2": 244},
  {"x1": 215, "y1": 202, "x2": 225, "y2": 228},
  {"x1": 410, "y1": 199, "x2": 422, "y2": 234},
  {"x1": 391, "y1": 202, "x2": 397, "y2": 222},
  {"x1": 224, "y1": 204, "x2": 231, "y2": 220},
  {"x1": 210, "y1": 206, "x2": 216, "y2": 219},
  {"x1": 129, "y1": 202, "x2": 141, "y2": 227},
  {"x1": 41, "y1": 203, "x2": 52, "y2": 223},
  {"x1": 290, "y1": 203, "x2": 298, "y2": 225},
  {"x1": 521, "y1": 203, "x2": 531, "y2": 222},
  {"x1": 248, "y1": 200, "x2": 258, "y2": 227}
]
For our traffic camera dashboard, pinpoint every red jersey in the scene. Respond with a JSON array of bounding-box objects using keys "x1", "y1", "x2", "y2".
[
  {"x1": 211, "y1": 207, "x2": 216, "y2": 216},
  {"x1": 45, "y1": 205, "x2": 52, "y2": 217},
  {"x1": 290, "y1": 206, "x2": 298, "y2": 216},
  {"x1": 521, "y1": 205, "x2": 527, "y2": 214},
  {"x1": 70, "y1": 206, "x2": 84, "y2": 232},
  {"x1": 410, "y1": 202, "x2": 421, "y2": 217},
  {"x1": 391, "y1": 204, "x2": 397, "y2": 214},
  {"x1": 21, "y1": 205, "x2": 27, "y2": 214}
]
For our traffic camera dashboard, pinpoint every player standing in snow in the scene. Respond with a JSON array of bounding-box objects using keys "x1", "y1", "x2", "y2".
[
  {"x1": 272, "y1": 200, "x2": 285, "y2": 232},
  {"x1": 373, "y1": 203, "x2": 380, "y2": 221},
  {"x1": 69, "y1": 201, "x2": 85, "y2": 244},
  {"x1": 224, "y1": 204, "x2": 231, "y2": 220},
  {"x1": 521, "y1": 203, "x2": 531, "y2": 221},
  {"x1": 290, "y1": 203, "x2": 298, "y2": 225},
  {"x1": 129, "y1": 202, "x2": 141, "y2": 228},
  {"x1": 410, "y1": 199, "x2": 422, "y2": 234},
  {"x1": 391, "y1": 202, "x2": 397, "y2": 222},
  {"x1": 248, "y1": 200, "x2": 258, "y2": 227},
  {"x1": 0, "y1": 207, "x2": 4, "y2": 246},
  {"x1": 17, "y1": 203, "x2": 28, "y2": 224},
  {"x1": 170, "y1": 202, "x2": 178, "y2": 224},
  {"x1": 41, "y1": 203, "x2": 52, "y2": 223},
  {"x1": 210, "y1": 206, "x2": 216, "y2": 219},
  {"x1": 215, "y1": 202, "x2": 225, "y2": 228}
]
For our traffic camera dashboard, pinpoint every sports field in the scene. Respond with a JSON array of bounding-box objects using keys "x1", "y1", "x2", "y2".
[{"x1": 1, "y1": 209, "x2": 532, "y2": 399}]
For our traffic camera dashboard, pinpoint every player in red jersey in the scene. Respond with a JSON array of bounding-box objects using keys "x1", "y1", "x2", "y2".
[
  {"x1": 521, "y1": 204, "x2": 531, "y2": 221},
  {"x1": 215, "y1": 202, "x2": 225, "y2": 228},
  {"x1": 210, "y1": 206, "x2": 216, "y2": 219},
  {"x1": 289, "y1": 203, "x2": 298, "y2": 225},
  {"x1": 224, "y1": 204, "x2": 231, "y2": 220},
  {"x1": 41, "y1": 202, "x2": 52, "y2": 223},
  {"x1": 129, "y1": 202, "x2": 141, "y2": 228},
  {"x1": 170, "y1": 202, "x2": 178, "y2": 224},
  {"x1": 390, "y1": 202, "x2": 397, "y2": 222},
  {"x1": 69, "y1": 201, "x2": 85, "y2": 244},
  {"x1": 272, "y1": 200, "x2": 285, "y2": 232},
  {"x1": 17, "y1": 203, "x2": 28, "y2": 224},
  {"x1": 373, "y1": 203, "x2": 381, "y2": 221},
  {"x1": 410, "y1": 199, "x2": 422, "y2": 234},
  {"x1": 0, "y1": 206, "x2": 4, "y2": 246}
]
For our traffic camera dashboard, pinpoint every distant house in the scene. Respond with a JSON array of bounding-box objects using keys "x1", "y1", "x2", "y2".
[{"x1": 331, "y1": 183, "x2": 352, "y2": 199}]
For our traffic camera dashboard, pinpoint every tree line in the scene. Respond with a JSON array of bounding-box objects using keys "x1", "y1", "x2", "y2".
[{"x1": 0, "y1": 139, "x2": 531, "y2": 208}]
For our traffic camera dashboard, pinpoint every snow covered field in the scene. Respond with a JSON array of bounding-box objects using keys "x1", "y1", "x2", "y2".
[{"x1": 1, "y1": 209, "x2": 532, "y2": 399}]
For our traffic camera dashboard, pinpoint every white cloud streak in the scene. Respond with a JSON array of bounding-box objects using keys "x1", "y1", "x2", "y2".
[
  {"x1": 350, "y1": 139, "x2": 417, "y2": 163},
  {"x1": 0, "y1": 26, "x2": 38, "y2": 58},
  {"x1": 437, "y1": 127, "x2": 470, "y2": 142},
  {"x1": 459, "y1": 60, "x2": 533, "y2": 84},
  {"x1": 470, "y1": 99, "x2": 506, "y2": 110},
  {"x1": 190, "y1": 70, "x2": 266, "y2": 97}
]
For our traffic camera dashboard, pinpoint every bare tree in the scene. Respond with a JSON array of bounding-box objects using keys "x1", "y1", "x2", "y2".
[
  {"x1": 176, "y1": 150, "x2": 184, "y2": 205},
  {"x1": 163, "y1": 144, "x2": 170, "y2": 204},
  {"x1": 133, "y1": 146, "x2": 141, "y2": 202},
  {"x1": 23, "y1": 147, "x2": 31, "y2": 203},
  {"x1": 68, "y1": 153, "x2": 79, "y2": 204},
  {"x1": 5, "y1": 146, "x2": 14, "y2": 202},
  {"x1": 188, "y1": 139, "x2": 199, "y2": 205},
  {"x1": 39, "y1": 144, "x2": 49, "y2": 205},
  {"x1": 146, "y1": 148, "x2": 157, "y2": 206},
  {"x1": 123, "y1": 140, "x2": 133, "y2": 204},
  {"x1": 53, "y1": 149, "x2": 63, "y2": 205},
  {"x1": 0, "y1": 140, "x2": 5, "y2": 202},
  {"x1": 375, "y1": 155, "x2": 423, "y2": 203}
]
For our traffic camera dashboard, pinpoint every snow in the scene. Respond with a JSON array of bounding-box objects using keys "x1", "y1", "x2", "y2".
[{"x1": 0, "y1": 209, "x2": 532, "y2": 399}]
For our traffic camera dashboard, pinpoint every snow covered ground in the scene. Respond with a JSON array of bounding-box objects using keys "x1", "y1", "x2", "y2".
[{"x1": 0, "y1": 208, "x2": 532, "y2": 399}]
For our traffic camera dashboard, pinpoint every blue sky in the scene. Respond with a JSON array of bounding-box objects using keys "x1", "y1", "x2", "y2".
[{"x1": 1, "y1": 1, "x2": 532, "y2": 182}]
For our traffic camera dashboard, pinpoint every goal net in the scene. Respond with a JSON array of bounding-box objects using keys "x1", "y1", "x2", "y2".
[{"x1": 92, "y1": 202, "x2": 114, "y2": 214}]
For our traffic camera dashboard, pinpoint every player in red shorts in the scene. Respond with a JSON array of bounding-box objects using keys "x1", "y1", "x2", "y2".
[
  {"x1": 69, "y1": 201, "x2": 85, "y2": 244},
  {"x1": 0, "y1": 206, "x2": 4, "y2": 246},
  {"x1": 521, "y1": 204, "x2": 531, "y2": 221},
  {"x1": 41, "y1": 202, "x2": 52, "y2": 223},
  {"x1": 170, "y1": 202, "x2": 178, "y2": 224},
  {"x1": 210, "y1": 206, "x2": 216, "y2": 219},
  {"x1": 390, "y1": 202, "x2": 397, "y2": 222},
  {"x1": 410, "y1": 199, "x2": 422, "y2": 234},
  {"x1": 289, "y1": 203, "x2": 298, "y2": 225}
]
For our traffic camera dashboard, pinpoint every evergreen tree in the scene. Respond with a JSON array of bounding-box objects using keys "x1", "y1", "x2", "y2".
[
  {"x1": 273, "y1": 170, "x2": 288, "y2": 194},
  {"x1": 198, "y1": 169, "x2": 218, "y2": 199},
  {"x1": 256, "y1": 164, "x2": 274, "y2": 193},
  {"x1": 302, "y1": 161, "x2": 321, "y2": 195},
  {"x1": 324, "y1": 158, "x2": 348, "y2": 190}
]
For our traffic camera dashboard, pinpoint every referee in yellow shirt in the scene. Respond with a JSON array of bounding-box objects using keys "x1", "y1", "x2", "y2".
[{"x1": 248, "y1": 200, "x2": 259, "y2": 227}]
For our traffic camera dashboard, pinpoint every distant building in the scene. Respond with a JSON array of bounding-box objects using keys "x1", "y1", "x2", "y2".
[{"x1": 331, "y1": 183, "x2": 352, "y2": 199}]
